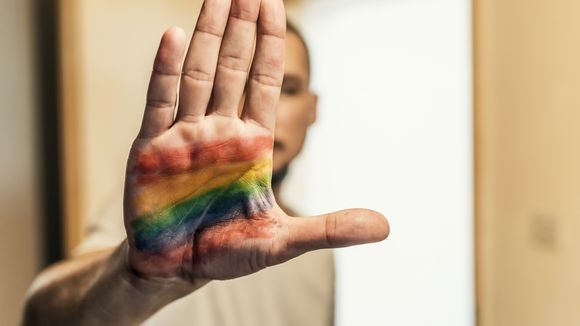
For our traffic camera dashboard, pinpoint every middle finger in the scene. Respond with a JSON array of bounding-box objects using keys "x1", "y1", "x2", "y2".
[{"x1": 207, "y1": 0, "x2": 260, "y2": 117}]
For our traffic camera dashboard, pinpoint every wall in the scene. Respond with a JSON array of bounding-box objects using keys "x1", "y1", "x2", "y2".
[
  {"x1": 475, "y1": 0, "x2": 580, "y2": 325},
  {"x1": 0, "y1": 0, "x2": 41, "y2": 324},
  {"x1": 284, "y1": 1, "x2": 474, "y2": 325}
]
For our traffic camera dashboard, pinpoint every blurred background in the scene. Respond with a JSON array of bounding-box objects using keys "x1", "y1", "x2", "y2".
[{"x1": 1, "y1": 0, "x2": 579, "y2": 325}]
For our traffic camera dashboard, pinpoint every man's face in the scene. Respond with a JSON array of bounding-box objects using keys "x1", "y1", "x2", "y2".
[{"x1": 272, "y1": 31, "x2": 317, "y2": 174}]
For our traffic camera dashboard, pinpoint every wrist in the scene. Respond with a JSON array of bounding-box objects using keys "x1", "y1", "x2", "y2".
[
  {"x1": 119, "y1": 240, "x2": 208, "y2": 298},
  {"x1": 76, "y1": 241, "x2": 207, "y2": 325}
]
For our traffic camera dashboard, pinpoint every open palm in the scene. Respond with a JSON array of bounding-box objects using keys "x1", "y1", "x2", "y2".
[{"x1": 124, "y1": 0, "x2": 389, "y2": 282}]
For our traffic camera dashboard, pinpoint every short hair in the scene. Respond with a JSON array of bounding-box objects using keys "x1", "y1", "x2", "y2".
[{"x1": 286, "y1": 19, "x2": 311, "y2": 76}]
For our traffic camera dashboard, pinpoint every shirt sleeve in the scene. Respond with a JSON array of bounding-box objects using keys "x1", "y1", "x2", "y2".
[{"x1": 73, "y1": 182, "x2": 126, "y2": 257}]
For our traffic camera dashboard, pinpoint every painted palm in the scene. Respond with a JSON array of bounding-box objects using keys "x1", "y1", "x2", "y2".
[
  {"x1": 125, "y1": 121, "x2": 288, "y2": 279},
  {"x1": 130, "y1": 135, "x2": 274, "y2": 253}
]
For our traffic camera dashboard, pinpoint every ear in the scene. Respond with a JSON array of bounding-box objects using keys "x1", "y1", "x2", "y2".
[{"x1": 307, "y1": 92, "x2": 318, "y2": 125}]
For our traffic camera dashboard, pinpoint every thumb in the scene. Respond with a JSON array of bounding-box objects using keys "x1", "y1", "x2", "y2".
[{"x1": 285, "y1": 209, "x2": 390, "y2": 255}]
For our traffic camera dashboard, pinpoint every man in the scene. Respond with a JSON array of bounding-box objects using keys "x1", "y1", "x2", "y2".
[{"x1": 24, "y1": 0, "x2": 389, "y2": 325}]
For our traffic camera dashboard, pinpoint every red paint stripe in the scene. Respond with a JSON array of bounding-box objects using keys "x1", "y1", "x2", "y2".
[{"x1": 132, "y1": 136, "x2": 273, "y2": 184}]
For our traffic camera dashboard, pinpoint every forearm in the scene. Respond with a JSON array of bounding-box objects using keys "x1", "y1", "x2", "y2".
[{"x1": 24, "y1": 241, "x2": 207, "y2": 326}]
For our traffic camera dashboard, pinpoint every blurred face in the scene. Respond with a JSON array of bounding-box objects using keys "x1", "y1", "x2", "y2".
[{"x1": 272, "y1": 31, "x2": 317, "y2": 174}]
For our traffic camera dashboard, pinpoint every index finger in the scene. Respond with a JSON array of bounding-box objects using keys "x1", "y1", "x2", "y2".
[{"x1": 241, "y1": 0, "x2": 286, "y2": 131}]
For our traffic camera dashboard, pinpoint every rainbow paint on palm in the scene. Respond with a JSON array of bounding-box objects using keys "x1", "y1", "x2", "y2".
[{"x1": 129, "y1": 136, "x2": 274, "y2": 253}]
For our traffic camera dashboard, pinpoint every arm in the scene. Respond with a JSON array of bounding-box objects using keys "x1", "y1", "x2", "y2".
[{"x1": 23, "y1": 241, "x2": 205, "y2": 325}]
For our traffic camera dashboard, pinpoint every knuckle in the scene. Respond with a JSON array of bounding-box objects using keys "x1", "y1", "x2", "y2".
[
  {"x1": 251, "y1": 72, "x2": 282, "y2": 88},
  {"x1": 182, "y1": 68, "x2": 214, "y2": 82}
]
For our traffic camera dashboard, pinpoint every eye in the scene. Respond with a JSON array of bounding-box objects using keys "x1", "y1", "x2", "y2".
[
  {"x1": 281, "y1": 84, "x2": 300, "y2": 95},
  {"x1": 281, "y1": 78, "x2": 303, "y2": 96}
]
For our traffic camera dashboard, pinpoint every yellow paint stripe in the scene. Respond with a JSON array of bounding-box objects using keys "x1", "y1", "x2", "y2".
[{"x1": 132, "y1": 157, "x2": 272, "y2": 216}]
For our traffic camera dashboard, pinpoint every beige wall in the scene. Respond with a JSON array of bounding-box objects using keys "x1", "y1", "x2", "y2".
[
  {"x1": 475, "y1": 0, "x2": 580, "y2": 325},
  {"x1": 0, "y1": 0, "x2": 42, "y2": 324}
]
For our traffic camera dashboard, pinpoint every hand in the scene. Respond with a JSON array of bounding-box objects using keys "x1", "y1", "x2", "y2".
[{"x1": 124, "y1": 0, "x2": 389, "y2": 281}]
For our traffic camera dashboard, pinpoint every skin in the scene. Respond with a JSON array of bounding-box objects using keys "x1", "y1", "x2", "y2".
[{"x1": 23, "y1": 0, "x2": 389, "y2": 324}]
